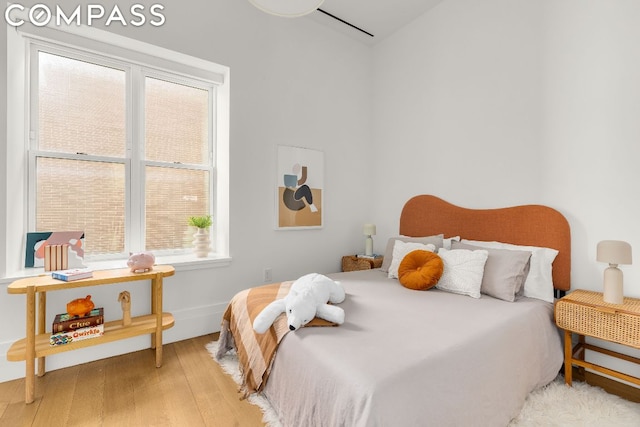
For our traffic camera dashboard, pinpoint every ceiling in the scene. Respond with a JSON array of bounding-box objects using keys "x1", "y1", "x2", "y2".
[{"x1": 306, "y1": 0, "x2": 446, "y2": 45}]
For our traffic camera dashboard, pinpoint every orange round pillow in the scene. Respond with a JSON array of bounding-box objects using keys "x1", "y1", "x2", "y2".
[{"x1": 398, "y1": 250, "x2": 444, "y2": 290}]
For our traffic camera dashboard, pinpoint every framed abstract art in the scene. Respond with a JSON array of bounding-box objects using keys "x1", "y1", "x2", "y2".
[
  {"x1": 25, "y1": 231, "x2": 85, "y2": 268},
  {"x1": 276, "y1": 145, "x2": 323, "y2": 229}
]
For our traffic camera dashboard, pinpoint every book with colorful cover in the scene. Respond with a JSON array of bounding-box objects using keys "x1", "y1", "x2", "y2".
[
  {"x1": 52, "y1": 308, "x2": 104, "y2": 333},
  {"x1": 49, "y1": 324, "x2": 104, "y2": 346},
  {"x1": 51, "y1": 268, "x2": 93, "y2": 281}
]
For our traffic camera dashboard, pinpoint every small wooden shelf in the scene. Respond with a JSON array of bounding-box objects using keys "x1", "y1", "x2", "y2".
[
  {"x1": 7, "y1": 313, "x2": 175, "y2": 361},
  {"x1": 6, "y1": 265, "x2": 175, "y2": 403}
]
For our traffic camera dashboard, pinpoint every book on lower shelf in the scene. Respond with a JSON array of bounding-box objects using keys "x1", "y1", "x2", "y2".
[
  {"x1": 51, "y1": 268, "x2": 93, "y2": 281},
  {"x1": 52, "y1": 308, "x2": 104, "y2": 333},
  {"x1": 49, "y1": 324, "x2": 104, "y2": 346}
]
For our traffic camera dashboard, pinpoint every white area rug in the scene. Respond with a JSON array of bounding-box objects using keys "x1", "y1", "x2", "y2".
[{"x1": 207, "y1": 341, "x2": 640, "y2": 427}]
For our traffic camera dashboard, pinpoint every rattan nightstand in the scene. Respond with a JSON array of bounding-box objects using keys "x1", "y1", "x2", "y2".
[
  {"x1": 341, "y1": 255, "x2": 383, "y2": 272},
  {"x1": 555, "y1": 289, "x2": 640, "y2": 387}
]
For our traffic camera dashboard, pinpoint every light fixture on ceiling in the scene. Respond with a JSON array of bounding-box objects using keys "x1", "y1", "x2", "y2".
[{"x1": 248, "y1": 0, "x2": 325, "y2": 18}]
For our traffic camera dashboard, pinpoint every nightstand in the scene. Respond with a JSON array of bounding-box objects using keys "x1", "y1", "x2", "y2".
[
  {"x1": 341, "y1": 255, "x2": 383, "y2": 272},
  {"x1": 555, "y1": 289, "x2": 640, "y2": 387}
]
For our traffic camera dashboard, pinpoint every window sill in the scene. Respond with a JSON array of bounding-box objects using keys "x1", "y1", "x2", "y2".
[{"x1": 0, "y1": 254, "x2": 231, "y2": 285}]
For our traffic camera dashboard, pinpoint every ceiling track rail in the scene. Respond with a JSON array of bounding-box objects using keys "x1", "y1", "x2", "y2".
[{"x1": 317, "y1": 8, "x2": 374, "y2": 38}]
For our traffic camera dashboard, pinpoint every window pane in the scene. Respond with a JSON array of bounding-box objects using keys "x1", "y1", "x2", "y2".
[
  {"x1": 36, "y1": 158, "x2": 125, "y2": 255},
  {"x1": 145, "y1": 166, "x2": 210, "y2": 251},
  {"x1": 38, "y1": 52, "x2": 126, "y2": 157},
  {"x1": 145, "y1": 77, "x2": 209, "y2": 164}
]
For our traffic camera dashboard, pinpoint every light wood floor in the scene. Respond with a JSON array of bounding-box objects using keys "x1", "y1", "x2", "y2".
[{"x1": 0, "y1": 333, "x2": 265, "y2": 427}]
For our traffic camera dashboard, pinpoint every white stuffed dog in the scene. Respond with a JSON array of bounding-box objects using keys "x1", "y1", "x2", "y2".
[{"x1": 253, "y1": 273, "x2": 346, "y2": 334}]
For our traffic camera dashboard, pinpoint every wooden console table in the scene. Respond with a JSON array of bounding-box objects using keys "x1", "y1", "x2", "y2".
[{"x1": 6, "y1": 265, "x2": 175, "y2": 403}]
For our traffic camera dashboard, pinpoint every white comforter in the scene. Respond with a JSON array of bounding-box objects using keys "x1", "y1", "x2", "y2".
[{"x1": 262, "y1": 269, "x2": 563, "y2": 427}]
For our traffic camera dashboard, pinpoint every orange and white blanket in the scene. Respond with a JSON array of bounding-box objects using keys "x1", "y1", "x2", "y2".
[{"x1": 215, "y1": 281, "x2": 334, "y2": 397}]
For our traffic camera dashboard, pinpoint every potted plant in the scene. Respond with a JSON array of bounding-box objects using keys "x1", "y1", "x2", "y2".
[
  {"x1": 188, "y1": 215, "x2": 212, "y2": 257},
  {"x1": 188, "y1": 215, "x2": 212, "y2": 229}
]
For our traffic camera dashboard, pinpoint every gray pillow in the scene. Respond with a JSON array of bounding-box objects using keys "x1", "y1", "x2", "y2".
[
  {"x1": 380, "y1": 235, "x2": 444, "y2": 273},
  {"x1": 451, "y1": 241, "x2": 531, "y2": 302}
]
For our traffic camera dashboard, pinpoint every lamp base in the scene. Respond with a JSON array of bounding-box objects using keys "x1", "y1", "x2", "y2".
[
  {"x1": 603, "y1": 266, "x2": 624, "y2": 305},
  {"x1": 365, "y1": 236, "x2": 373, "y2": 257}
]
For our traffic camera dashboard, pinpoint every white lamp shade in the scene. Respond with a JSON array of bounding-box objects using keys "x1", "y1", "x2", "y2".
[
  {"x1": 597, "y1": 240, "x2": 632, "y2": 265},
  {"x1": 363, "y1": 223, "x2": 376, "y2": 236},
  {"x1": 249, "y1": 0, "x2": 325, "y2": 17}
]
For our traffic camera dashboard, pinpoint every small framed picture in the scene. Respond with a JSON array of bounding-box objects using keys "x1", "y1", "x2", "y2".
[
  {"x1": 25, "y1": 231, "x2": 85, "y2": 268},
  {"x1": 276, "y1": 145, "x2": 323, "y2": 230}
]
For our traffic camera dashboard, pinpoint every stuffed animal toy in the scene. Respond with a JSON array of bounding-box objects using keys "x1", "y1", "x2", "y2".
[{"x1": 253, "y1": 273, "x2": 346, "y2": 334}]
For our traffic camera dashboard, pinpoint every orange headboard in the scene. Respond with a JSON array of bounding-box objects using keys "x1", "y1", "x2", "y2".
[{"x1": 399, "y1": 195, "x2": 571, "y2": 291}]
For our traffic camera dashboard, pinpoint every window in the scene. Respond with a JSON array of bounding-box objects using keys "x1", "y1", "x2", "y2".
[
  {"x1": 4, "y1": 18, "x2": 230, "y2": 276},
  {"x1": 30, "y1": 45, "x2": 215, "y2": 258}
]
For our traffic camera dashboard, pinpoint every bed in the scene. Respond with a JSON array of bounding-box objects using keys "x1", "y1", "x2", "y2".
[{"x1": 217, "y1": 195, "x2": 571, "y2": 426}]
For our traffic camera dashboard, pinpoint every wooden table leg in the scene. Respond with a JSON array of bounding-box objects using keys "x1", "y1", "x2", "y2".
[
  {"x1": 37, "y1": 292, "x2": 46, "y2": 377},
  {"x1": 150, "y1": 277, "x2": 157, "y2": 350},
  {"x1": 25, "y1": 286, "x2": 36, "y2": 404},
  {"x1": 564, "y1": 329, "x2": 573, "y2": 386},
  {"x1": 576, "y1": 335, "x2": 586, "y2": 377},
  {"x1": 153, "y1": 275, "x2": 163, "y2": 367}
]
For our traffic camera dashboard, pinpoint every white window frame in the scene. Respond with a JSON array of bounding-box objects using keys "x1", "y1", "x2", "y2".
[{"x1": 3, "y1": 11, "x2": 230, "y2": 278}]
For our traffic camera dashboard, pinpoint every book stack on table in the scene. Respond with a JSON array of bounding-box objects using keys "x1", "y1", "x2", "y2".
[{"x1": 50, "y1": 308, "x2": 104, "y2": 346}]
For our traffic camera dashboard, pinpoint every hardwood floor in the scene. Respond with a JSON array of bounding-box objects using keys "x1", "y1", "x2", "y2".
[{"x1": 0, "y1": 334, "x2": 265, "y2": 427}]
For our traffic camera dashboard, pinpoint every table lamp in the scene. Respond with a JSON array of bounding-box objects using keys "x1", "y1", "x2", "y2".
[
  {"x1": 597, "y1": 240, "x2": 632, "y2": 304},
  {"x1": 249, "y1": 0, "x2": 325, "y2": 17},
  {"x1": 363, "y1": 223, "x2": 376, "y2": 256}
]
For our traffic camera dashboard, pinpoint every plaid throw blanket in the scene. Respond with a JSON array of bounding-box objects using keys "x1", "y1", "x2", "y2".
[{"x1": 215, "y1": 281, "x2": 335, "y2": 398}]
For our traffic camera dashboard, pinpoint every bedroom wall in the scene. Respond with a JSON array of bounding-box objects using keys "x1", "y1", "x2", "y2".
[
  {"x1": 370, "y1": 0, "x2": 545, "y2": 244},
  {"x1": 0, "y1": 0, "x2": 373, "y2": 382},
  {"x1": 372, "y1": 0, "x2": 640, "y2": 381}
]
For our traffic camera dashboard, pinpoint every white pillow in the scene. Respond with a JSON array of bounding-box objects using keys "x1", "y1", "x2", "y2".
[
  {"x1": 435, "y1": 248, "x2": 489, "y2": 298},
  {"x1": 461, "y1": 239, "x2": 559, "y2": 303},
  {"x1": 387, "y1": 240, "x2": 436, "y2": 279}
]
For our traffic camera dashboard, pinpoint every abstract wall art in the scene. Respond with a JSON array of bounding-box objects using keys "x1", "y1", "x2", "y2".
[
  {"x1": 25, "y1": 231, "x2": 85, "y2": 268},
  {"x1": 276, "y1": 145, "x2": 323, "y2": 229}
]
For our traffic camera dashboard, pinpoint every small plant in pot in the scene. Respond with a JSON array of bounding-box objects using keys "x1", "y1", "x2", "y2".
[
  {"x1": 188, "y1": 215, "x2": 212, "y2": 229},
  {"x1": 188, "y1": 215, "x2": 212, "y2": 257}
]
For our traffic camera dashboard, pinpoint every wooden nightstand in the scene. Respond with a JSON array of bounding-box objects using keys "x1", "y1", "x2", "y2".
[
  {"x1": 341, "y1": 255, "x2": 383, "y2": 272},
  {"x1": 555, "y1": 289, "x2": 640, "y2": 387}
]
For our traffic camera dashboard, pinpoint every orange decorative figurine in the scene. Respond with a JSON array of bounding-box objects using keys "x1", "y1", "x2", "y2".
[{"x1": 66, "y1": 295, "x2": 95, "y2": 317}]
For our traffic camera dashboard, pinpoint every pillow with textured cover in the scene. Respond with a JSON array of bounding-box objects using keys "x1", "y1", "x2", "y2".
[
  {"x1": 380, "y1": 235, "x2": 443, "y2": 273},
  {"x1": 387, "y1": 240, "x2": 436, "y2": 279},
  {"x1": 460, "y1": 239, "x2": 558, "y2": 303},
  {"x1": 398, "y1": 250, "x2": 444, "y2": 290},
  {"x1": 451, "y1": 241, "x2": 531, "y2": 302},
  {"x1": 435, "y1": 248, "x2": 489, "y2": 298}
]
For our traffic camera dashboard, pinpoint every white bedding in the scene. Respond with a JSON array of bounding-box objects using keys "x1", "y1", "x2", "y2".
[{"x1": 262, "y1": 269, "x2": 563, "y2": 426}]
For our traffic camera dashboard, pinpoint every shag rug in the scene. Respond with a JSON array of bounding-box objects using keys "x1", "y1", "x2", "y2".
[{"x1": 207, "y1": 341, "x2": 640, "y2": 427}]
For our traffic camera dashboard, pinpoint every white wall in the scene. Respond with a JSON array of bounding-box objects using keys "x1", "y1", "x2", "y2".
[
  {"x1": 540, "y1": 0, "x2": 640, "y2": 297},
  {"x1": 0, "y1": 0, "x2": 373, "y2": 381},
  {"x1": 371, "y1": 0, "x2": 544, "y2": 242},
  {"x1": 372, "y1": 0, "x2": 640, "y2": 381}
]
